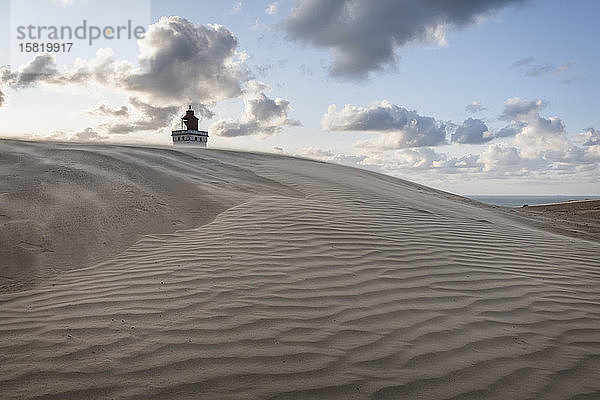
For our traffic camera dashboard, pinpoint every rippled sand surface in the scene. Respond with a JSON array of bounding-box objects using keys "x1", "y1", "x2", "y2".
[{"x1": 1, "y1": 140, "x2": 599, "y2": 399}]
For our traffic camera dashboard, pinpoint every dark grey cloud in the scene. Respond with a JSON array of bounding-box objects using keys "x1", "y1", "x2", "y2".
[
  {"x1": 284, "y1": 0, "x2": 526, "y2": 79},
  {"x1": 323, "y1": 101, "x2": 447, "y2": 149},
  {"x1": 124, "y1": 16, "x2": 247, "y2": 105},
  {"x1": 451, "y1": 118, "x2": 492, "y2": 144},
  {"x1": 0, "y1": 89, "x2": 5, "y2": 107}
]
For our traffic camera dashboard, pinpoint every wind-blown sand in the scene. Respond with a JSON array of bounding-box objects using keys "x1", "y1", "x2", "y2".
[{"x1": 1, "y1": 139, "x2": 599, "y2": 399}]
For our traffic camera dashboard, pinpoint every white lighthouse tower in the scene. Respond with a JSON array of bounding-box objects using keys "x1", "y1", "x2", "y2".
[{"x1": 171, "y1": 106, "x2": 209, "y2": 147}]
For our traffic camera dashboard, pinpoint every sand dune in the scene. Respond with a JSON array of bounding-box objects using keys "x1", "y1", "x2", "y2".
[
  {"x1": 511, "y1": 200, "x2": 600, "y2": 244},
  {"x1": 0, "y1": 140, "x2": 300, "y2": 291},
  {"x1": 1, "y1": 140, "x2": 599, "y2": 399}
]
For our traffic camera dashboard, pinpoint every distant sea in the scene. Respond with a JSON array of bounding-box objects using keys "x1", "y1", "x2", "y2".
[{"x1": 467, "y1": 195, "x2": 600, "y2": 208}]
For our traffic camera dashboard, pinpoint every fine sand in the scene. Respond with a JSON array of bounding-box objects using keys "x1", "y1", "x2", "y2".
[
  {"x1": 1, "y1": 139, "x2": 599, "y2": 399},
  {"x1": 511, "y1": 200, "x2": 600, "y2": 244}
]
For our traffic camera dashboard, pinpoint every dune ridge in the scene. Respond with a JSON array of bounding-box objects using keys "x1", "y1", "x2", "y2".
[{"x1": 1, "y1": 140, "x2": 599, "y2": 399}]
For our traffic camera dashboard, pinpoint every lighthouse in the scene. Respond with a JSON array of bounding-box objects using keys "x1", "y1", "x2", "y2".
[{"x1": 171, "y1": 106, "x2": 209, "y2": 147}]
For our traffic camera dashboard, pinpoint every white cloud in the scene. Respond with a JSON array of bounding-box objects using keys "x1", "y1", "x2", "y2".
[
  {"x1": 230, "y1": 1, "x2": 243, "y2": 14},
  {"x1": 585, "y1": 145, "x2": 600, "y2": 161},
  {"x1": 42, "y1": 127, "x2": 107, "y2": 142},
  {"x1": 2, "y1": 17, "x2": 248, "y2": 109},
  {"x1": 295, "y1": 147, "x2": 368, "y2": 168},
  {"x1": 251, "y1": 18, "x2": 269, "y2": 32},
  {"x1": 209, "y1": 80, "x2": 300, "y2": 137},
  {"x1": 323, "y1": 101, "x2": 447, "y2": 149},
  {"x1": 298, "y1": 146, "x2": 334, "y2": 159},
  {"x1": 100, "y1": 98, "x2": 179, "y2": 134},
  {"x1": 479, "y1": 143, "x2": 522, "y2": 172},
  {"x1": 391, "y1": 148, "x2": 448, "y2": 169},
  {"x1": 577, "y1": 127, "x2": 600, "y2": 146},
  {"x1": 73, "y1": 127, "x2": 106, "y2": 142},
  {"x1": 320, "y1": 97, "x2": 599, "y2": 185},
  {"x1": 500, "y1": 97, "x2": 546, "y2": 122},
  {"x1": 51, "y1": 0, "x2": 88, "y2": 6},
  {"x1": 0, "y1": 16, "x2": 297, "y2": 139},
  {"x1": 88, "y1": 104, "x2": 130, "y2": 118},
  {"x1": 1, "y1": 53, "x2": 58, "y2": 88},
  {"x1": 266, "y1": 2, "x2": 280, "y2": 15},
  {"x1": 513, "y1": 116, "x2": 568, "y2": 158},
  {"x1": 359, "y1": 147, "x2": 480, "y2": 173},
  {"x1": 499, "y1": 97, "x2": 569, "y2": 158}
]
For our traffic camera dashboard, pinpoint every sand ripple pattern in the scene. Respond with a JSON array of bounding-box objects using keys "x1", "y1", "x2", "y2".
[{"x1": 1, "y1": 155, "x2": 600, "y2": 399}]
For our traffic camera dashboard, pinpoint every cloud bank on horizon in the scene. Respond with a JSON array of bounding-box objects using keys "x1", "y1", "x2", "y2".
[{"x1": 311, "y1": 96, "x2": 600, "y2": 185}]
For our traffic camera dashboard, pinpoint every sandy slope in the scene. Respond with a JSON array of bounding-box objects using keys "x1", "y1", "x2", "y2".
[
  {"x1": 1, "y1": 140, "x2": 599, "y2": 399},
  {"x1": 510, "y1": 200, "x2": 600, "y2": 244},
  {"x1": 0, "y1": 140, "x2": 300, "y2": 291}
]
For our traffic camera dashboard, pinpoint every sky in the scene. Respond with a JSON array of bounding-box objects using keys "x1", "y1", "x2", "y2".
[{"x1": 0, "y1": 0, "x2": 599, "y2": 195}]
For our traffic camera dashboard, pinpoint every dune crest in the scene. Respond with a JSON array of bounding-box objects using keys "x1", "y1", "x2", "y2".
[{"x1": 1, "y1": 140, "x2": 599, "y2": 399}]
